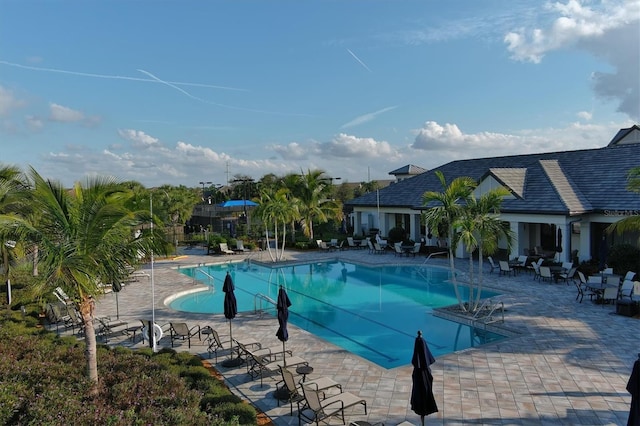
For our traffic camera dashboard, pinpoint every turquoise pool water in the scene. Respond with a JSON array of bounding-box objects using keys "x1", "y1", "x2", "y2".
[{"x1": 172, "y1": 260, "x2": 506, "y2": 368}]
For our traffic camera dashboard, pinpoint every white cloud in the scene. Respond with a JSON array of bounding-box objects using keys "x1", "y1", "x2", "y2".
[
  {"x1": 49, "y1": 103, "x2": 85, "y2": 122},
  {"x1": 410, "y1": 119, "x2": 631, "y2": 167},
  {"x1": 503, "y1": 0, "x2": 640, "y2": 120},
  {"x1": 25, "y1": 115, "x2": 44, "y2": 131},
  {"x1": 0, "y1": 85, "x2": 27, "y2": 116},
  {"x1": 118, "y1": 129, "x2": 161, "y2": 149},
  {"x1": 576, "y1": 110, "x2": 592, "y2": 120}
]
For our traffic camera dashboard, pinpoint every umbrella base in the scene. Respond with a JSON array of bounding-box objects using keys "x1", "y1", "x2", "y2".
[{"x1": 221, "y1": 357, "x2": 244, "y2": 368}]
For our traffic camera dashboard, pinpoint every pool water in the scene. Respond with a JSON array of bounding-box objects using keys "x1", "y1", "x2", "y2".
[{"x1": 172, "y1": 260, "x2": 506, "y2": 368}]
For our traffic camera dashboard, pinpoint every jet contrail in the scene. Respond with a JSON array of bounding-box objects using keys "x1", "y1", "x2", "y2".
[
  {"x1": 341, "y1": 106, "x2": 398, "y2": 129},
  {"x1": 0, "y1": 60, "x2": 247, "y2": 91},
  {"x1": 347, "y1": 49, "x2": 372, "y2": 73}
]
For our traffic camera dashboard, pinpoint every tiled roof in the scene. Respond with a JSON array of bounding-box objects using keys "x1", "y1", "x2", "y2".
[
  {"x1": 388, "y1": 164, "x2": 428, "y2": 176},
  {"x1": 487, "y1": 168, "x2": 526, "y2": 198},
  {"x1": 347, "y1": 142, "x2": 640, "y2": 214}
]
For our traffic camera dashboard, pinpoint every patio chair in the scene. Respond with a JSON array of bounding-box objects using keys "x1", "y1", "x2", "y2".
[
  {"x1": 602, "y1": 286, "x2": 618, "y2": 307},
  {"x1": 346, "y1": 237, "x2": 360, "y2": 250},
  {"x1": 393, "y1": 243, "x2": 404, "y2": 257},
  {"x1": 498, "y1": 260, "x2": 515, "y2": 277},
  {"x1": 169, "y1": 322, "x2": 201, "y2": 348},
  {"x1": 410, "y1": 242, "x2": 421, "y2": 257},
  {"x1": 277, "y1": 367, "x2": 342, "y2": 416},
  {"x1": 218, "y1": 243, "x2": 235, "y2": 255},
  {"x1": 538, "y1": 266, "x2": 553, "y2": 282},
  {"x1": 234, "y1": 240, "x2": 249, "y2": 252},
  {"x1": 246, "y1": 349, "x2": 308, "y2": 386},
  {"x1": 487, "y1": 256, "x2": 498, "y2": 274},
  {"x1": 623, "y1": 271, "x2": 636, "y2": 281},
  {"x1": 558, "y1": 267, "x2": 577, "y2": 285},
  {"x1": 372, "y1": 242, "x2": 386, "y2": 254},
  {"x1": 298, "y1": 383, "x2": 367, "y2": 426},
  {"x1": 316, "y1": 240, "x2": 331, "y2": 251},
  {"x1": 576, "y1": 271, "x2": 597, "y2": 302},
  {"x1": 202, "y1": 326, "x2": 230, "y2": 362},
  {"x1": 620, "y1": 280, "x2": 634, "y2": 300}
]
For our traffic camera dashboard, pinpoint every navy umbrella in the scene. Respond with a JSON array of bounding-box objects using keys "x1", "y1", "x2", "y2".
[
  {"x1": 627, "y1": 354, "x2": 640, "y2": 426},
  {"x1": 411, "y1": 330, "x2": 438, "y2": 426},
  {"x1": 222, "y1": 272, "x2": 240, "y2": 366},
  {"x1": 275, "y1": 286, "x2": 291, "y2": 366}
]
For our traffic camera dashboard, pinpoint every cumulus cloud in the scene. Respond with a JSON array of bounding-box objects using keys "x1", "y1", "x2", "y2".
[
  {"x1": 118, "y1": 129, "x2": 161, "y2": 149},
  {"x1": 504, "y1": 0, "x2": 639, "y2": 120},
  {"x1": 410, "y1": 119, "x2": 629, "y2": 166}
]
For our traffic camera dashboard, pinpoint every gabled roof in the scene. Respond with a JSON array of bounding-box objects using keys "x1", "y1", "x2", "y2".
[
  {"x1": 389, "y1": 164, "x2": 428, "y2": 176},
  {"x1": 608, "y1": 124, "x2": 640, "y2": 146},
  {"x1": 347, "y1": 138, "x2": 640, "y2": 215},
  {"x1": 485, "y1": 168, "x2": 527, "y2": 198}
]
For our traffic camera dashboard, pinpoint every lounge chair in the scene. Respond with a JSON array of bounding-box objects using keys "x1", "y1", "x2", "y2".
[
  {"x1": 372, "y1": 242, "x2": 386, "y2": 254},
  {"x1": 393, "y1": 243, "x2": 405, "y2": 257},
  {"x1": 410, "y1": 242, "x2": 421, "y2": 257},
  {"x1": 234, "y1": 240, "x2": 249, "y2": 253},
  {"x1": 237, "y1": 340, "x2": 291, "y2": 374},
  {"x1": 298, "y1": 383, "x2": 367, "y2": 426},
  {"x1": 316, "y1": 240, "x2": 331, "y2": 251},
  {"x1": 246, "y1": 349, "x2": 308, "y2": 386},
  {"x1": 219, "y1": 243, "x2": 235, "y2": 255},
  {"x1": 169, "y1": 322, "x2": 201, "y2": 348},
  {"x1": 95, "y1": 316, "x2": 129, "y2": 343},
  {"x1": 202, "y1": 326, "x2": 230, "y2": 362},
  {"x1": 45, "y1": 301, "x2": 83, "y2": 334},
  {"x1": 623, "y1": 271, "x2": 637, "y2": 282},
  {"x1": 277, "y1": 366, "x2": 342, "y2": 415},
  {"x1": 346, "y1": 237, "x2": 360, "y2": 250}
]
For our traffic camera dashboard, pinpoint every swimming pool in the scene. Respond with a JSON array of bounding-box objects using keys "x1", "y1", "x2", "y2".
[{"x1": 172, "y1": 260, "x2": 506, "y2": 368}]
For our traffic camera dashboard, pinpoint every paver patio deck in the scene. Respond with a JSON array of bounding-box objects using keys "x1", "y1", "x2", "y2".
[{"x1": 92, "y1": 247, "x2": 638, "y2": 426}]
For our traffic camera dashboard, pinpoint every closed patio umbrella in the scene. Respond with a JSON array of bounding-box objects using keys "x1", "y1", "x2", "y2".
[
  {"x1": 411, "y1": 330, "x2": 438, "y2": 426},
  {"x1": 275, "y1": 285, "x2": 291, "y2": 366},
  {"x1": 222, "y1": 271, "x2": 241, "y2": 367},
  {"x1": 627, "y1": 353, "x2": 640, "y2": 426}
]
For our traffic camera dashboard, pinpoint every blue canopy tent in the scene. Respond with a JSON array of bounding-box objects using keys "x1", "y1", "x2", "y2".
[{"x1": 218, "y1": 200, "x2": 258, "y2": 208}]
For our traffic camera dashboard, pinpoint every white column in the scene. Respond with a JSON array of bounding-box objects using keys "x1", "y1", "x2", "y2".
[{"x1": 509, "y1": 221, "x2": 520, "y2": 258}]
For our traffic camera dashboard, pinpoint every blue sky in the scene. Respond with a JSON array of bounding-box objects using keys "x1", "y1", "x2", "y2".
[{"x1": 1, "y1": 1, "x2": 638, "y2": 188}]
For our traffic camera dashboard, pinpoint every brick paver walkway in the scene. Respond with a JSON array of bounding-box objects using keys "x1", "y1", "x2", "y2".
[{"x1": 91, "y1": 247, "x2": 637, "y2": 425}]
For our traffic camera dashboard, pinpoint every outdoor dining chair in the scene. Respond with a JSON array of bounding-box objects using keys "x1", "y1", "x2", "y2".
[
  {"x1": 169, "y1": 322, "x2": 201, "y2": 348},
  {"x1": 299, "y1": 384, "x2": 367, "y2": 426}
]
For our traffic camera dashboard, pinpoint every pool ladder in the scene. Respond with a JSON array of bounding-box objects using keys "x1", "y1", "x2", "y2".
[
  {"x1": 254, "y1": 293, "x2": 276, "y2": 316},
  {"x1": 472, "y1": 298, "x2": 505, "y2": 326},
  {"x1": 193, "y1": 268, "x2": 215, "y2": 287}
]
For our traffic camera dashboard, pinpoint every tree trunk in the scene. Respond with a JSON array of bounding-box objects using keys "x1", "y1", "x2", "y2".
[
  {"x1": 79, "y1": 295, "x2": 99, "y2": 395},
  {"x1": 32, "y1": 245, "x2": 39, "y2": 276},
  {"x1": 448, "y1": 227, "x2": 464, "y2": 311}
]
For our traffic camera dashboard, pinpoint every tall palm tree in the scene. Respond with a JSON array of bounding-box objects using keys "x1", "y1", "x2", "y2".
[
  {"x1": 0, "y1": 165, "x2": 30, "y2": 306},
  {"x1": 421, "y1": 171, "x2": 476, "y2": 311},
  {"x1": 0, "y1": 168, "x2": 162, "y2": 393},
  {"x1": 254, "y1": 187, "x2": 299, "y2": 262},
  {"x1": 456, "y1": 187, "x2": 513, "y2": 311},
  {"x1": 290, "y1": 169, "x2": 343, "y2": 241}
]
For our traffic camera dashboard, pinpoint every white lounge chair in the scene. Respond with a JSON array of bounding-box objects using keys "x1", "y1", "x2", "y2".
[{"x1": 219, "y1": 243, "x2": 235, "y2": 255}]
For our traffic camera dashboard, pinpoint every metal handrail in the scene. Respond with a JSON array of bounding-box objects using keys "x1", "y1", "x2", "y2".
[
  {"x1": 422, "y1": 251, "x2": 449, "y2": 264},
  {"x1": 193, "y1": 268, "x2": 215, "y2": 287},
  {"x1": 472, "y1": 298, "x2": 504, "y2": 325},
  {"x1": 253, "y1": 293, "x2": 276, "y2": 314}
]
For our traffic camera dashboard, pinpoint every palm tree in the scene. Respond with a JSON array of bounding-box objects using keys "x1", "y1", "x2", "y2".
[
  {"x1": 608, "y1": 166, "x2": 640, "y2": 236},
  {"x1": 0, "y1": 165, "x2": 30, "y2": 306},
  {"x1": 459, "y1": 188, "x2": 513, "y2": 311},
  {"x1": 254, "y1": 187, "x2": 299, "y2": 262},
  {"x1": 0, "y1": 168, "x2": 162, "y2": 393},
  {"x1": 421, "y1": 171, "x2": 476, "y2": 311},
  {"x1": 289, "y1": 169, "x2": 343, "y2": 241}
]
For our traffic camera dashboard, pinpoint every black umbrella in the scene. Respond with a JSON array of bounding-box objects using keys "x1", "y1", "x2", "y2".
[
  {"x1": 627, "y1": 353, "x2": 640, "y2": 426},
  {"x1": 556, "y1": 227, "x2": 563, "y2": 253},
  {"x1": 275, "y1": 285, "x2": 291, "y2": 366},
  {"x1": 411, "y1": 330, "x2": 438, "y2": 426},
  {"x1": 222, "y1": 272, "x2": 241, "y2": 367}
]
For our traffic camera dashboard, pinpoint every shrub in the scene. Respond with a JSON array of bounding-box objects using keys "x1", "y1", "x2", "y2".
[
  {"x1": 607, "y1": 243, "x2": 640, "y2": 275},
  {"x1": 388, "y1": 227, "x2": 406, "y2": 244}
]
